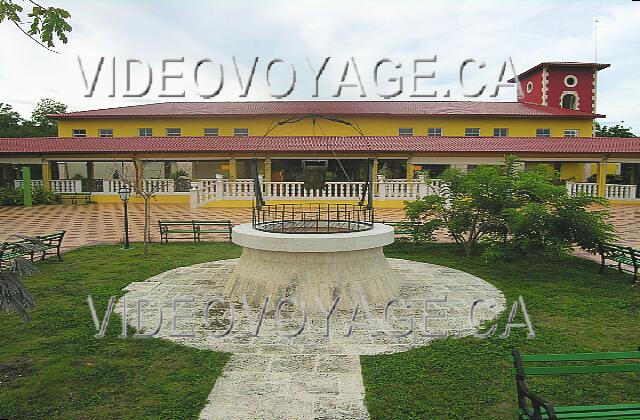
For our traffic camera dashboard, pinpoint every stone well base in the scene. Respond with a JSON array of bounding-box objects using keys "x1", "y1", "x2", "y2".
[{"x1": 225, "y1": 246, "x2": 401, "y2": 311}]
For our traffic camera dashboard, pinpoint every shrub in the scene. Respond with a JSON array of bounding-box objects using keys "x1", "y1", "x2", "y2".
[
  {"x1": 405, "y1": 156, "x2": 615, "y2": 258},
  {"x1": 0, "y1": 187, "x2": 59, "y2": 206}
]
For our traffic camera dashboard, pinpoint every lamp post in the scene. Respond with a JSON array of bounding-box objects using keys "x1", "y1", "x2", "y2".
[{"x1": 118, "y1": 186, "x2": 131, "y2": 249}]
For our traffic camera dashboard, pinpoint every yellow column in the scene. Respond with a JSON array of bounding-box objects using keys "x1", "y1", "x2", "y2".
[
  {"x1": 372, "y1": 157, "x2": 379, "y2": 178},
  {"x1": 229, "y1": 158, "x2": 237, "y2": 181},
  {"x1": 264, "y1": 157, "x2": 272, "y2": 182},
  {"x1": 596, "y1": 157, "x2": 608, "y2": 198},
  {"x1": 42, "y1": 160, "x2": 52, "y2": 192},
  {"x1": 406, "y1": 159, "x2": 415, "y2": 181}
]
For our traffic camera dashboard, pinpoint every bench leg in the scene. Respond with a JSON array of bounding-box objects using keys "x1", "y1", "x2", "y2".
[
  {"x1": 618, "y1": 262, "x2": 623, "y2": 273},
  {"x1": 56, "y1": 245, "x2": 64, "y2": 262},
  {"x1": 599, "y1": 254, "x2": 606, "y2": 274}
]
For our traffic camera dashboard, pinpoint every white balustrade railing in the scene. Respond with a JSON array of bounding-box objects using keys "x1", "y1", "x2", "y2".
[
  {"x1": 566, "y1": 182, "x2": 638, "y2": 200},
  {"x1": 14, "y1": 180, "x2": 44, "y2": 189},
  {"x1": 191, "y1": 177, "x2": 444, "y2": 207}
]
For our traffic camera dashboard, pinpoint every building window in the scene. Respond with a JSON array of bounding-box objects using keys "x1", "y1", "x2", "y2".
[
  {"x1": 72, "y1": 129, "x2": 86, "y2": 137},
  {"x1": 526, "y1": 81, "x2": 533, "y2": 94},
  {"x1": 166, "y1": 128, "x2": 181, "y2": 137},
  {"x1": 564, "y1": 75, "x2": 578, "y2": 87},
  {"x1": 427, "y1": 127, "x2": 443, "y2": 136},
  {"x1": 536, "y1": 128, "x2": 551, "y2": 137},
  {"x1": 98, "y1": 128, "x2": 113, "y2": 138},
  {"x1": 464, "y1": 128, "x2": 481, "y2": 137},
  {"x1": 398, "y1": 128, "x2": 414, "y2": 136},
  {"x1": 138, "y1": 128, "x2": 153, "y2": 137},
  {"x1": 493, "y1": 128, "x2": 509, "y2": 137},
  {"x1": 234, "y1": 128, "x2": 249, "y2": 136},
  {"x1": 204, "y1": 128, "x2": 219, "y2": 137},
  {"x1": 561, "y1": 93, "x2": 577, "y2": 110},
  {"x1": 564, "y1": 129, "x2": 580, "y2": 137}
]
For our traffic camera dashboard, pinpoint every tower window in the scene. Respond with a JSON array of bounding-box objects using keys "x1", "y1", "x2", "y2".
[
  {"x1": 564, "y1": 75, "x2": 578, "y2": 87},
  {"x1": 204, "y1": 128, "x2": 219, "y2": 137},
  {"x1": 564, "y1": 129, "x2": 580, "y2": 137},
  {"x1": 398, "y1": 128, "x2": 414, "y2": 136},
  {"x1": 526, "y1": 81, "x2": 533, "y2": 94},
  {"x1": 72, "y1": 129, "x2": 86, "y2": 137},
  {"x1": 561, "y1": 93, "x2": 577, "y2": 110},
  {"x1": 427, "y1": 127, "x2": 443, "y2": 136},
  {"x1": 536, "y1": 128, "x2": 551, "y2": 137},
  {"x1": 234, "y1": 128, "x2": 249, "y2": 136},
  {"x1": 465, "y1": 128, "x2": 481, "y2": 137},
  {"x1": 493, "y1": 128, "x2": 509, "y2": 137}
]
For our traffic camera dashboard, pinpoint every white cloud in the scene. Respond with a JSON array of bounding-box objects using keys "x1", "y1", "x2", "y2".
[{"x1": 0, "y1": 0, "x2": 638, "y2": 131}]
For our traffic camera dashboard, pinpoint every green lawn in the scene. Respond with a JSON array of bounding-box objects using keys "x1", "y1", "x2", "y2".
[
  {"x1": 0, "y1": 243, "x2": 240, "y2": 419},
  {"x1": 362, "y1": 242, "x2": 640, "y2": 419},
  {"x1": 1, "y1": 242, "x2": 638, "y2": 419}
]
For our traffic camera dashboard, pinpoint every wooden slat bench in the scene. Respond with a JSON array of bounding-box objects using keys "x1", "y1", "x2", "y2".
[
  {"x1": 56, "y1": 192, "x2": 92, "y2": 204},
  {"x1": 597, "y1": 243, "x2": 639, "y2": 282},
  {"x1": 0, "y1": 231, "x2": 66, "y2": 266},
  {"x1": 511, "y1": 349, "x2": 640, "y2": 419},
  {"x1": 158, "y1": 220, "x2": 232, "y2": 244}
]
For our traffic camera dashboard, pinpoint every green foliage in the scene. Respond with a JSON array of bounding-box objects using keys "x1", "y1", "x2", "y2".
[
  {"x1": 377, "y1": 163, "x2": 393, "y2": 179},
  {"x1": 595, "y1": 122, "x2": 637, "y2": 138},
  {"x1": 31, "y1": 98, "x2": 66, "y2": 129},
  {"x1": 405, "y1": 156, "x2": 615, "y2": 258},
  {"x1": 0, "y1": 186, "x2": 58, "y2": 206},
  {"x1": 0, "y1": 257, "x2": 37, "y2": 322},
  {"x1": 0, "y1": 99, "x2": 67, "y2": 137},
  {"x1": 0, "y1": 0, "x2": 71, "y2": 51}
]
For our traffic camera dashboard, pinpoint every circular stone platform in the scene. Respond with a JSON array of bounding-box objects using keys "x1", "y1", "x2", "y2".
[
  {"x1": 227, "y1": 223, "x2": 399, "y2": 311},
  {"x1": 119, "y1": 258, "x2": 505, "y2": 419},
  {"x1": 120, "y1": 257, "x2": 505, "y2": 356}
]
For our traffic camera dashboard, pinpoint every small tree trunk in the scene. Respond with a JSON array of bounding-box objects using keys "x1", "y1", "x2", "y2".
[{"x1": 143, "y1": 195, "x2": 150, "y2": 256}]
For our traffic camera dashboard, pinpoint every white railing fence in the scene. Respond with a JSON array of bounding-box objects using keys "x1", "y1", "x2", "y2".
[
  {"x1": 190, "y1": 176, "x2": 444, "y2": 207},
  {"x1": 565, "y1": 182, "x2": 638, "y2": 200}
]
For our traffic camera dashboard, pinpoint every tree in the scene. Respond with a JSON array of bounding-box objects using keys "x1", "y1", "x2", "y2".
[
  {"x1": 405, "y1": 156, "x2": 615, "y2": 258},
  {"x1": 0, "y1": 0, "x2": 71, "y2": 52},
  {"x1": 0, "y1": 103, "x2": 23, "y2": 136},
  {"x1": 31, "y1": 98, "x2": 66, "y2": 133},
  {"x1": 595, "y1": 122, "x2": 637, "y2": 138}
]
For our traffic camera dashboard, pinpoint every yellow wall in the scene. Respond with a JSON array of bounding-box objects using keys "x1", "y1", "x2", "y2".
[{"x1": 58, "y1": 116, "x2": 593, "y2": 138}]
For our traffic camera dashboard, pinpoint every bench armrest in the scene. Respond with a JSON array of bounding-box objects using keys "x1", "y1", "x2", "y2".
[{"x1": 519, "y1": 388, "x2": 556, "y2": 420}]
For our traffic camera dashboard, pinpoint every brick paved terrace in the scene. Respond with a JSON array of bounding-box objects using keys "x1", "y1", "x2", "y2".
[{"x1": 0, "y1": 203, "x2": 638, "y2": 252}]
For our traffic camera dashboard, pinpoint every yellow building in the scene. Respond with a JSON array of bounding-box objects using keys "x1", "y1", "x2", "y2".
[{"x1": 1, "y1": 61, "x2": 639, "y2": 206}]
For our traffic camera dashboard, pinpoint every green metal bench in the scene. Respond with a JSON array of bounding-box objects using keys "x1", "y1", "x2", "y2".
[
  {"x1": 511, "y1": 349, "x2": 640, "y2": 419},
  {"x1": 193, "y1": 220, "x2": 232, "y2": 242},
  {"x1": 0, "y1": 231, "x2": 65, "y2": 266},
  {"x1": 597, "y1": 243, "x2": 639, "y2": 282},
  {"x1": 158, "y1": 220, "x2": 232, "y2": 243},
  {"x1": 56, "y1": 192, "x2": 92, "y2": 204}
]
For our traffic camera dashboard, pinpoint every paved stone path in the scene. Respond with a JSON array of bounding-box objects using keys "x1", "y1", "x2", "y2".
[
  {"x1": 120, "y1": 257, "x2": 505, "y2": 419},
  {"x1": 1, "y1": 203, "x2": 639, "y2": 252},
  {"x1": 0, "y1": 204, "x2": 406, "y2": 251}
]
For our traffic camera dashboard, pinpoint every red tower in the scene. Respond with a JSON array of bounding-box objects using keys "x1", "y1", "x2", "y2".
[{"x1": 511, "y1": 62, "x2": 609, "y2": 114}]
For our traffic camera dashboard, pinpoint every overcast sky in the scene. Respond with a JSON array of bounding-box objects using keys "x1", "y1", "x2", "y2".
[{"x1": 1, "y1": 0, "x2": 639, "y2": 131}]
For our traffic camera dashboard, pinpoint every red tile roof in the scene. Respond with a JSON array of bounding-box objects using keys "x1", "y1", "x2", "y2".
[
  {"x1": 49, "y1": 101, "x2": 603, "y2": 119},
  {"x1": 1, "y1": 136, "x2": 638, "y2": 155},
  {"x1": 511, "y1": 62, "x2": 610, "y2": 82}
]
